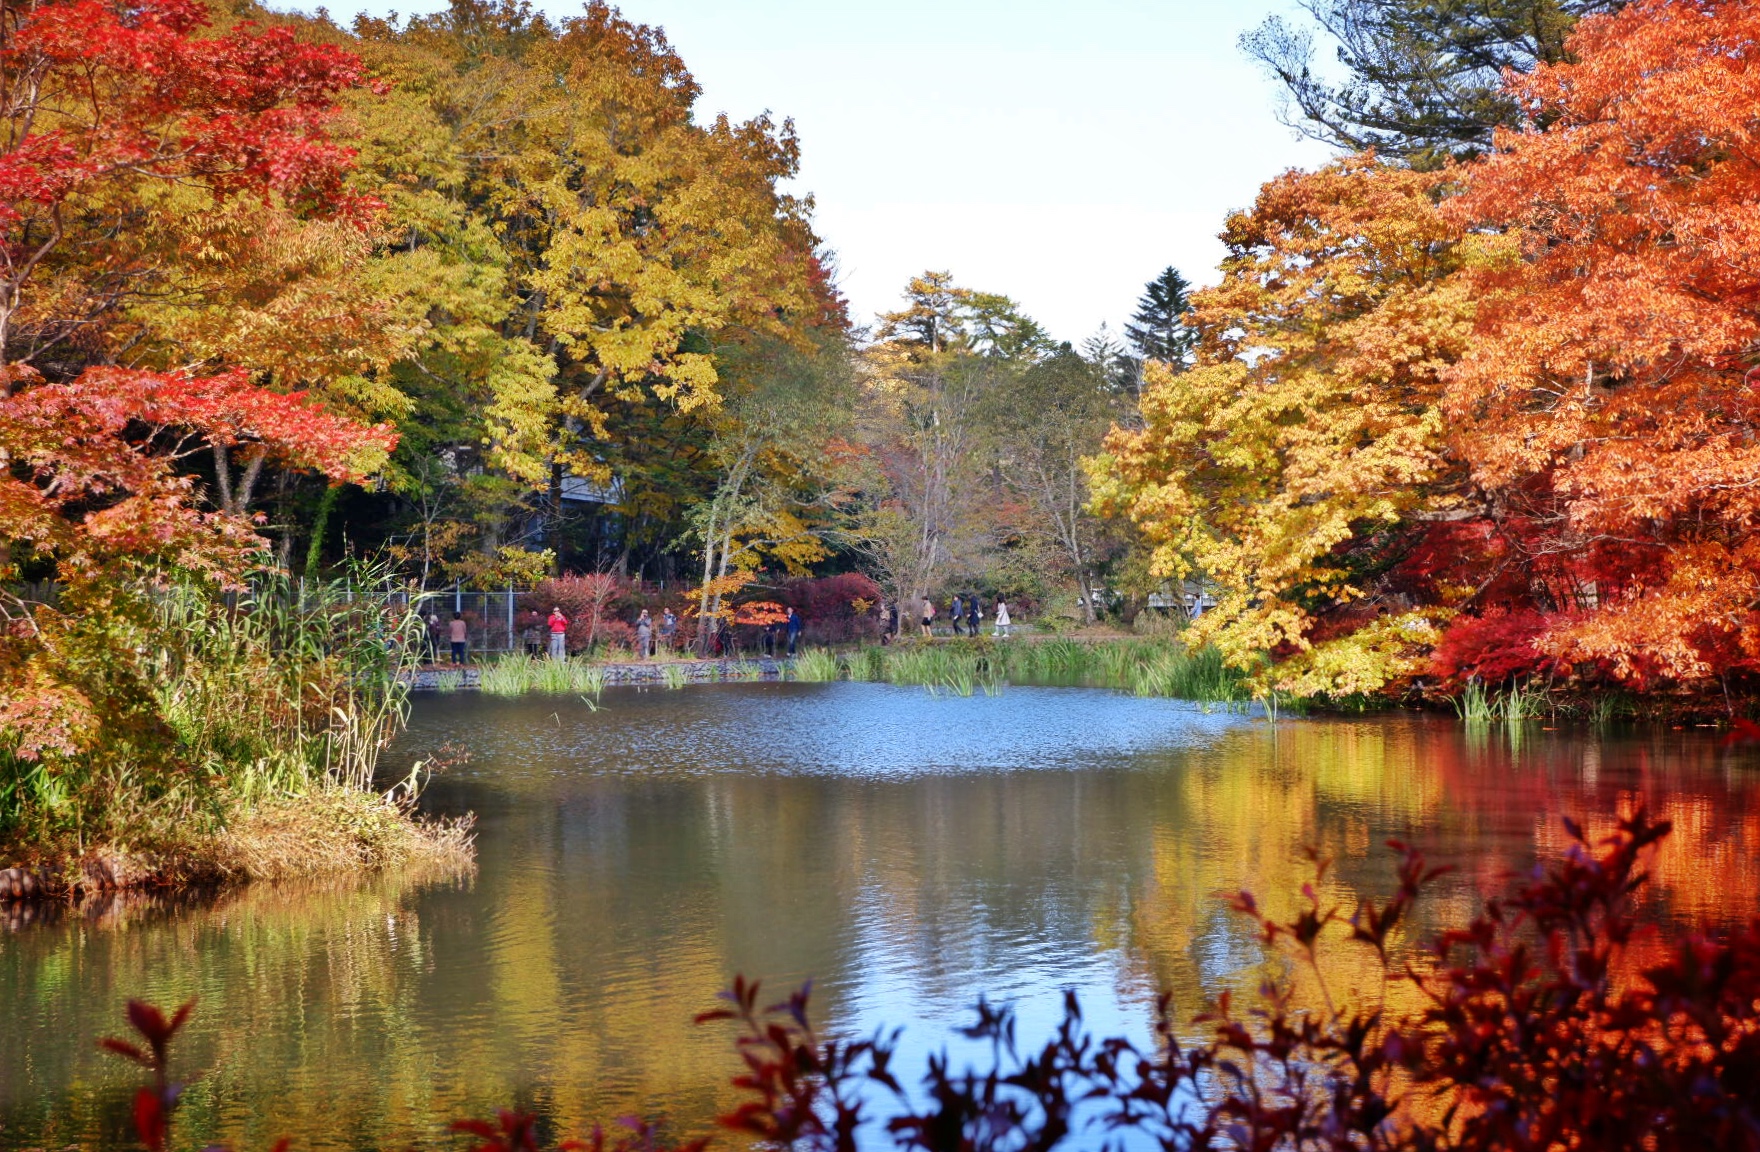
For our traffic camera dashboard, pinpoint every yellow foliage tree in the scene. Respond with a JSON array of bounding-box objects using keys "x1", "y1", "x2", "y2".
[{"x1": 1091, "y1": 157, "x2": 1476, "y2": 695}]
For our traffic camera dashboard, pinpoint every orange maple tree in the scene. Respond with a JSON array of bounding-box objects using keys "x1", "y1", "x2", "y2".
[
  {"x1": 1091, "y1": 157, "x2": 1474, "y2": 697},
  {"x1": 1439, "y1": 0, "x2": 1760, "y2": 691}
]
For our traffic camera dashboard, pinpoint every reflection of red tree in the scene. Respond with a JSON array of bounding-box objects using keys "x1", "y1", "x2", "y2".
[{"x1": 1398, "y1": 723, "x2": 1760, "y2": 921}]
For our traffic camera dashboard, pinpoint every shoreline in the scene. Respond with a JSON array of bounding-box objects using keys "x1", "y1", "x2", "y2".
[
  {"x1": 0, "y1": 789, "x2": 475, "y2": 908},
  {"x1": 405, "y1": 655, "x2": 794, "y2": 691}
]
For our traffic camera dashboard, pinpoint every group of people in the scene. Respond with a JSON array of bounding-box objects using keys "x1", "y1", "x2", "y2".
[
  {"x1": 430, "y1": 593, "x2": 1011, "y2": 665},
  {"x1": 917, "y1": 594, "x2": 1011, "y2": 639},
  {"x1": 760, "y1": 608, "x2": 805, "y2": 657},
  {"x1": 543, "y1": 604, "x2": 795, "y2": 660}
]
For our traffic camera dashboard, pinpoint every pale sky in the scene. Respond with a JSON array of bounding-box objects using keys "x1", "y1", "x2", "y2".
[{"x1": 328, "y1": 0, "x2": 1338, "y2": 345}]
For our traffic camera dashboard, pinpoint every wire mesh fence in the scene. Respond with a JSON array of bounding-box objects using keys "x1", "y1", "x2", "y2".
[{"x1": 365, "y1": 584, "x2": 535, "y2": 663}]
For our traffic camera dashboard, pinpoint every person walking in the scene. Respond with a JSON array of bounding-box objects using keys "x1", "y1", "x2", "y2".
[
  {"x1": 993, "y1": 597, "x2": 1012, "y2": 639},
  {"x1": 785, "y1": 606, "x2": 803, "y2": 656},
  {"x1": 966, "y1": 594, "x2": 981, "y2": 637},
  {"x1": 448, "y1": 612, "x2": 469, "y2": 664},
  {"x1": 546, "y1": 605, "x2": 569, "y2": 660},
  {"x1": 951, "y1": 594, "x2": 965, "y2": 637},
  {"x1": 920, "y1": 597, "x2": 935, "y2": 638},
  {"x1": 425, "y1": 612, "x2": 442, "y2": 663},
  {"x1": 882, "y1": 600, "x2": 897, "y2": 646},
  {"x1": 660, "y1": 608, "x2": 677, "y2": 652},
  {"x1": 635, "y1": 609, "x2": 653, "y2": 659}
]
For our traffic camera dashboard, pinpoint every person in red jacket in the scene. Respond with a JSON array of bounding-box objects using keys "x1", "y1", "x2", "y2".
[{"x1": 546, "y1": 606, "x2": 569, "y2": 660}]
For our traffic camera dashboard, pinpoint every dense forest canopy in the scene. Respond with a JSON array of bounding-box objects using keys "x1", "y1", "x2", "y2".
[{"x1": 5, "y1": 0, "x2": 1760, "y2": 725}]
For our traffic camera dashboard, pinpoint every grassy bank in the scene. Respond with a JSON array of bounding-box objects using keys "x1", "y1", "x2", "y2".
[
  {"x1": 791, "y1": 637, "x2": 1250, "y2": 702},
  {"x1": 0, "y1": 575, "x2": 473, "y2": 898}
]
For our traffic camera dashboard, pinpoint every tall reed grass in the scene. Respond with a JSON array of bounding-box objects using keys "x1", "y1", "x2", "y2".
[
  {"x1": 790, "y1": 648, "x2": 841, "y2": 682},
  {"x1": 2, "y1": 566, "x2": 470, "y2": 881}
]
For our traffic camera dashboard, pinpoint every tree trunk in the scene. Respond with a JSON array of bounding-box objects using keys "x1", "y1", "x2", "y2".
[{"x1": 305, "y1": 483, "x2": 341, "y2": 577}]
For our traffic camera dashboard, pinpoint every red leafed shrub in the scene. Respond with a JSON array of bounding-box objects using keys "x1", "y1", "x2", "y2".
[
  {"x1": 775, "y1": 574, "x2": 883, "y2": 642},
  {"x1": 521, "y1": 576, "x2": 633, "y2": 651},
  {"x1": 1429, "y1": 608, "x2": 1556, "y2": 688},
  {"x1": 105, "y1": 812, "x2": 1760, "y2": 1151}
]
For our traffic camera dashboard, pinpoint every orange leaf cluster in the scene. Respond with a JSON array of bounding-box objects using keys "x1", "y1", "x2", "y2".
[{"x1": 1445, "y1": 0, "x2": 1760, "y2": 684}]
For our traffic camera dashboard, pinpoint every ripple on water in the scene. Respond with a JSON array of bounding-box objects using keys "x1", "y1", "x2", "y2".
[{"x1": 6, "y1": 684, "x2": 1760, "y2": 1152}]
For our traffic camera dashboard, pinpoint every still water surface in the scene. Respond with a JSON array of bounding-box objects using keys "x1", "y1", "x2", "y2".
[{"x1": 4, "y1": 683, "x2": 1759, "y2": 1149}]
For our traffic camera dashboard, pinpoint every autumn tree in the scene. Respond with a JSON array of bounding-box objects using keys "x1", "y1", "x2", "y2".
[
  {"x1": 0, "y1": 0, "x2": 396, "y2": 799},
  {"x1": 1093, "y1": 157, "x2": 1474, "y2": 696},
  {"x1": 1438, "y1": 0, "x2": 1760, "y2": 693},
  {"x1": 855, "y1": 274, "x2": 1045, "y2": 627},
  {"x1": 687, "y1": 334, "x2": 856, "y2": 650},
  {"x1": 0, "y1": 0, "x2": 376, "y2": 377},
  {"x1": 984, "y1": 348, "x2": 1125, "y2": 624},
  {"x1": 338, "y1": 0, "x2": 836, "y2": 582}
]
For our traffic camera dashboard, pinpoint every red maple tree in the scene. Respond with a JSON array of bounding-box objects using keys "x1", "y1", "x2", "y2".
[{"x1": 0, "y1": 0, "x2": 393, "y2": 764}]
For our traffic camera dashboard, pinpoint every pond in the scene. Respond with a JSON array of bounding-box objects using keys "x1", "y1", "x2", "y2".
[{"x1": 3, "y1": 682, "x2": 1759, "y2": 1150}]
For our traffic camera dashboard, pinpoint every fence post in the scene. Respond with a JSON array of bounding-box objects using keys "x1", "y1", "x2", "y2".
[
  {"x1": 506, "y1": 583, "x2": 515, "y2": 655},
  {"x1": 454, "y1": 581, "x2": 462, "y2": 616}
]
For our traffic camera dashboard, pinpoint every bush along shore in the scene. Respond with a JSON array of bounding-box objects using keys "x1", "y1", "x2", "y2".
[{"x1": 0, "y1": 575, "x2": 474, "y2": 903}]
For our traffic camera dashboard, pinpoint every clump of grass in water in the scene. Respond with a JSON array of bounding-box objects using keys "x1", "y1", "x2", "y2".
[
  {"x1": 478, "y1": 655, "x2": 539, "y2": 696},
  {"x1": 661, "y1": 663, "x2": 690, "y2": 690},
  {"x1": 1128, "y1": 644, "x2": 1245, "y2": 702},
  {"x1": 1452, "y1": 679, "x2": 1494, "y2": 722},
  {"x1": 859, "y1": 646, "x2": 889, "y2": 681},
  {"x1": 578, "y1": 664, "x2": 607, "y2": 698},
  {"x1": 941, "y1": 661, "x2": 977, "y2": 697},
  {"x1": 528, "y1": 657, "x2": 606, "y2": 697},
  {"x1": 1452, "y1": 678, "x2": 1549, "y2": 724},
  {"x1": 820, "y1": 637, "x2": 1244, "y2": 703},
  {"x1": 791, "y1": 648, "x2": 841, "y2": 682},
  {"x1": 1586, "y1": 692, "x2": 1632, "y2": 725},
  {"x1": 431, "y1": 670, "x2": 463, "y2": 694}
]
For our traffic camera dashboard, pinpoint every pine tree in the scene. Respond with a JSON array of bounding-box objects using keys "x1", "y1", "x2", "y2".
[
  {"x1": 1124, "y1": 267, "x2": 1195, "y2": 368},
  {"x1": 1240, "y1": 0, "x2": 1619, "y2": 168},
  {"x1": 1079, "y1": 323, "x2": 1137, "y2": 395}
]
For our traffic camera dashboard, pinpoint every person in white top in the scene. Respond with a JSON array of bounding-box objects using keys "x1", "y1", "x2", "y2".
[{"x1": 993, "y1": 597, "x2": 1012, "y2": 638}]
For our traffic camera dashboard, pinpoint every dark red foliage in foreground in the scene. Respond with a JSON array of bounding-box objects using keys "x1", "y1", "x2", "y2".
[{"x1": 104, "y1": 812, "x2": 1760, "y2": 1150}]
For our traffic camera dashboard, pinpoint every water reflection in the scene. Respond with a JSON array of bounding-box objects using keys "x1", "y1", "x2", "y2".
[{"x1": 3, "y1": 683, "x2": 1758, "y2": 1151}]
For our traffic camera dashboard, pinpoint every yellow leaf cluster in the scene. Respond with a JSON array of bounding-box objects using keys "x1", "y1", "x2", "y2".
[{"x1": 1096, "y1": 159, "x2": 1473, "y2": 691}]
